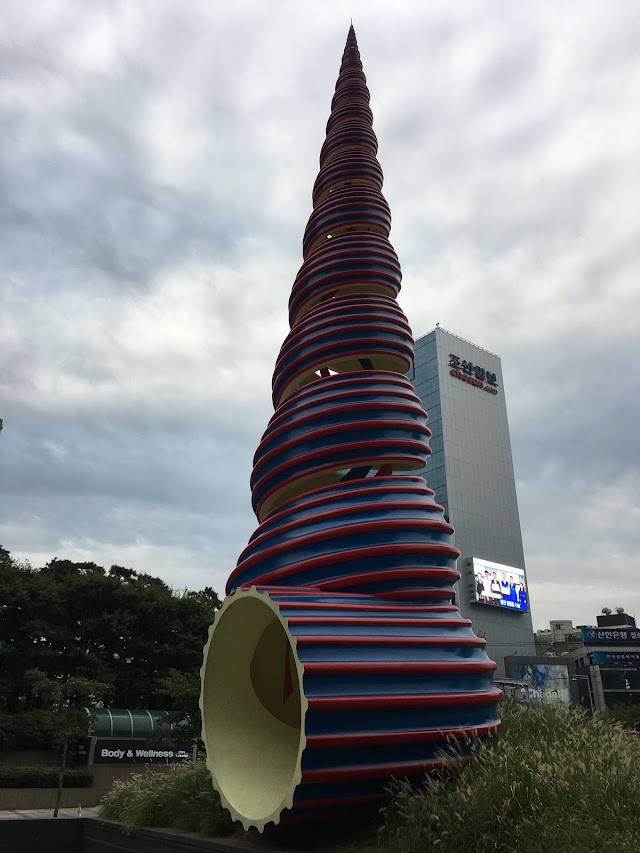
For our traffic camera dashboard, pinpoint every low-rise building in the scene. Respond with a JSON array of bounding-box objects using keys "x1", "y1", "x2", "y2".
[
  {"x1": 507, "y1": 609, "x2": 640, "y2": 712},
  {"x1": 534, "y1": 620, "x2": 583, "y2": 656}
]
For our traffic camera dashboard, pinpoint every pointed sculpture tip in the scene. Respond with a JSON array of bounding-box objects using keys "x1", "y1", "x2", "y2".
[{"x1": 345, "y1": 20, "x2": 357, "y2": 49}]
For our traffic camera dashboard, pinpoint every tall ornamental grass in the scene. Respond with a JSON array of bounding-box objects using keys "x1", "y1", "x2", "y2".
[
  {"x1": 100, "y1": 760, "x2": 233, "y2": 838},
  {"x1": 381, "y1": 699, "x2": 640, "y2": 853}
]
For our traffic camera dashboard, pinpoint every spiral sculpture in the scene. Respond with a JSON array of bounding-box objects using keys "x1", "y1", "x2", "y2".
[{"x1": 200, "y1": 25, "x2": 500, "y2": 831}]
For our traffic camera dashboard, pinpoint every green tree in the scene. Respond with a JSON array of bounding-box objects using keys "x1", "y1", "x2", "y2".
[
  {"x1": 148, "y1": 668, "x2": 203, "y2": 755},
  {"x1": 24, "y1": 669, "x2": 111, "y2": 817},
  {"x1": 0, "y1": 547, "x2": 219, "y2": 715},
  {"x1": 0, "y1": 545, "x2": 12, "y2": 570},
  {"x1": 186, "y1": 586, "x2": 222, "y2": 611}
]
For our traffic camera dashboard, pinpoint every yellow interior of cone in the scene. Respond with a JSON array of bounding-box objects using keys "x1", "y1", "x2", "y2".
[{"x1": 201, "y1": 592, "x2": 304, "y2": 827}]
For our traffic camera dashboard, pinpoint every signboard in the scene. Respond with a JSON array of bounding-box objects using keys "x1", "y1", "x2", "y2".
[
  {"x1": 581, "y1": 627, "x2": 640, "y2": 645},
  {"x1": 470, "y1": 557, "x2": 529, "y2": 612},
  {"x1": 448, "y1": 354, "x2": 499, "y2": 396},
  {"x1": 593, "y1": 651, "x2": 640, "y2": 664},
  {"x1": 92, "y1": 737, "x2": 191, "y2": 764},
  {"x1": 515, "y1": 663, "x2": 570, "y2": 703}
]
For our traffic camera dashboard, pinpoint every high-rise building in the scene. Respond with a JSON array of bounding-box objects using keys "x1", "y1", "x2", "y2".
[{"x1": 411, "y1": 327, "x2": 535, "y2": 675}]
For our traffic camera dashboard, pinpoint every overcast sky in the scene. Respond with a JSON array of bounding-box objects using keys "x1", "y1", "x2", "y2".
[{"x1": 1, "y1": 0, "x2": 639, "y2": 631}]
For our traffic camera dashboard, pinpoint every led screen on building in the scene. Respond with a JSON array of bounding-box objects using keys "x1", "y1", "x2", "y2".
[
  {"x1": 515, "y1": 663, "x2": 570, "y2": 703},
  {"x1": 470, "y1": 557, "x2": 529, "y2": 612}
]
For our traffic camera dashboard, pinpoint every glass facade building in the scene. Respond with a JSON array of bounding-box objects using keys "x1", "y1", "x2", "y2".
[{"x1": 411, "y1": 327, "x2": 535, "y2": 675}]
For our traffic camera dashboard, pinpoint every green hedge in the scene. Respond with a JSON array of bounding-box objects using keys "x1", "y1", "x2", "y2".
[{"x1": 0, "y1": 766, "x2": 93, "y2": 788}]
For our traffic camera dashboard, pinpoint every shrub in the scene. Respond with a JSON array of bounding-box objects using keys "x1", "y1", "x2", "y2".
[
  {"x1": 381, "y1": 699, "x2": 640, "y2": 853},
  {"x1": 604, "y1": 702, "x2": 640, "y2": 732},
  {"x1": 100, "y1": 760, "x2": 233, "y2": 837},
  {"x1": 0, "y1": 766, "x2": 93, "y2": 788},
  {"x1": 0, "y1": 710, "x2": 62, "y2": 750}
]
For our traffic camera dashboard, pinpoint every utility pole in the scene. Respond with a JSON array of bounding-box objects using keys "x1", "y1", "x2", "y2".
[{"x1": 572, "y1": 674, "x2": 594, "y2": 714}]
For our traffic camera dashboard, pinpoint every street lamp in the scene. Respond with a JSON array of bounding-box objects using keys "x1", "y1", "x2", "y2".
[{"x1": 572, "y1": 674, "x2": 594, "y2": 714}]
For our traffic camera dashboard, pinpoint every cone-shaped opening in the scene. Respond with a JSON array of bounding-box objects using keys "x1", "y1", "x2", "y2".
[{"x1": 201, "y1": 590, "x2": 305, "y2": 830}]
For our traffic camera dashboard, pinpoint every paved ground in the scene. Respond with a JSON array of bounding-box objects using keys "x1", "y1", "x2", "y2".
[{"x1": 0, "y1": 806, "x2": 102, "y2": 819}]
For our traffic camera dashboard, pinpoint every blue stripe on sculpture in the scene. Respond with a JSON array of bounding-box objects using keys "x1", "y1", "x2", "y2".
[
  {"x1": 273, "y1": 295, "x2": 413, "y2": 404},
  {"x1": 249, "y1": 476, "x2": 437, "y2": 534},
  {"x1": 326, "y1": 104, "x2": 374, "y2": 135},
  {"x1": 230, "y1": 476, "x2": 459, "y2": 596},
  {"x1": 268, "y1": 372, "x2": 422, "y2": 418},
  {"x1": 264, "y1": 587, "x2": 496, "y2": 818},
  {"x1": 334, "y1": 69, "x2": 368, "y2": 87},
  {"x1": 259, "y1": 376, "x2": 430, "y2": 462},
  {"x1": 313, "y1": 153, "x2": 383, "y2": 203},
  {"x1": 251, "y1": 442, "x2": 431, "y2": 520},
  {"x1": 229, "y1": 545, "x2": 459, "y2": 594},
  {"x1": 303, "y1": 189, "x2": 390, "y2": 257},
  {"x1": 331, "y1": 83, "x2": 371, "y2": 110},
  {"x1": 319, "y1": 126, "x2": 378, "y2": 166},
  {"x1": 289, "y1": 234, "x2": 402, "y2": 325},
  {"x1": 251, "y1": 380, "x2": 432, "y2": 517}
]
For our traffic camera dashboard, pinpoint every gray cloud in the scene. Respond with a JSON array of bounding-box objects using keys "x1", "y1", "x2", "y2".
[{"x1": 1, "y1": 0, "x2": 639, "y2": 630}]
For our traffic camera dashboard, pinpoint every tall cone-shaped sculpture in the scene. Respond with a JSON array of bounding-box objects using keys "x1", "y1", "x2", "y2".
[{"x1": 201, "y1": 26, "x2": 500, "y2": 831}]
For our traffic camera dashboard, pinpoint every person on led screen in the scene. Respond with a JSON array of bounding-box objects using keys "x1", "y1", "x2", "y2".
[
  {"x1": 490, "y1": 571, "x2": 502, "y2": 604},
  {"x1": 476, "y1": 573, "x2": 485, "y2": 602},
  {"x1": 518, "y1": 584, "x2": 528, "y2": 610},
  {"x1": 500, "y1": 572, "x2": 509, "y2": 599},
  {"x1": 508, "y1": 575, "x2": 517, "y2": 603},
  {"x1": 483, "y1": 569, "x2": 490, "y2": 599}
]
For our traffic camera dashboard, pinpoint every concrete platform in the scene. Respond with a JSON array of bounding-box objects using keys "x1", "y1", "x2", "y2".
[{"x1": 0, "y1": 806, "x2": 101, "y2": 819}]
